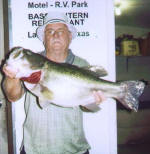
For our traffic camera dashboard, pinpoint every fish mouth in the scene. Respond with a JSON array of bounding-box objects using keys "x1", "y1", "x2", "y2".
[{"x1": 20, "y1": 71, "x2": 42, "y2": 84}]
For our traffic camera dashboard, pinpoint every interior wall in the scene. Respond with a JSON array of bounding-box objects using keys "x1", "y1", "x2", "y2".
[
  {"x1": 0, "y1": 0, "x2": 8, "y2": 154},
  {"x1": 115, "y1": 25, "x2": 150, "y2": 38},
  {"x1": 0, "y1": 0, "x2": 4, "y2": 60}
]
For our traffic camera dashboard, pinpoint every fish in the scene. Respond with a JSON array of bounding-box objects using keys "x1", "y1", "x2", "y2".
[{"x1": 3, "y1": 47, "x2": 145, "y2": 112}]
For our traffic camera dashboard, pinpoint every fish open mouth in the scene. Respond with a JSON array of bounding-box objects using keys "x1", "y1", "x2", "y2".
[{"x1": 20, "y1": 71, "x2": 41, "y2": 84}]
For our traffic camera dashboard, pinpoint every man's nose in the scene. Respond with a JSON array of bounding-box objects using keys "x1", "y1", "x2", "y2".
[{"x1": 53, "y1": 31, "x2": 59, "y2": 38}]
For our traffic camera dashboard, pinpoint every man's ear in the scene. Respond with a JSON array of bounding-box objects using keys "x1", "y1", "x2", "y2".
[
  {"x1": 69, "y1": 32, "x2": 72, "y2": 43},
  {"x1": 43, "y1": 35, "x2": 46, "y2": 45}
]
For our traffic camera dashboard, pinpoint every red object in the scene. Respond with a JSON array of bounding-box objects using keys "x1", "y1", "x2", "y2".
[
  {"x1": 139, "y1": 32, "x2": 150, "y2": 56},
  {"x1": 20, "y1": 71, "x2": 41, "y2": 84}
]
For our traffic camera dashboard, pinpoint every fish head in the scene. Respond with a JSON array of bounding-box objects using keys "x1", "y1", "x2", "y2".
[{"x1": 6, "y1": 47, "x2": 41, "y2": 79}]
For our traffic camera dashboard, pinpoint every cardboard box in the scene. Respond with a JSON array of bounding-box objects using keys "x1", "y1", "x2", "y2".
[{"x1": 121, "y1": 40, "x2": 140, "y2": 56}]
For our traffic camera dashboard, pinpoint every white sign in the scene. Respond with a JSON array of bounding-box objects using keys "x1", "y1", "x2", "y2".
[{"x1": 9, "y1": 0, "x2": 116, "y2": 154}]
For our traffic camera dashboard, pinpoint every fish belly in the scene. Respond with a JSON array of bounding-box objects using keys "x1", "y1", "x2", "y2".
[
  {"x1": 40, "y1": 73, "x2": 121, "y2": 107},
  {"x1": 45, "y1": 79, "x2": 94, "y2": 107}
]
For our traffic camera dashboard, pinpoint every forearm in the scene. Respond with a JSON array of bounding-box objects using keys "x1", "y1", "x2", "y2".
[{"x1": 3, "y1": 76, "x2": 24, "y2": 102}]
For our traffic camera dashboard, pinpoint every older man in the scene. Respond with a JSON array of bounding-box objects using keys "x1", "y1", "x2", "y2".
[{"x1": 3, "y1": 12, "x2": 104, "y2": 154}]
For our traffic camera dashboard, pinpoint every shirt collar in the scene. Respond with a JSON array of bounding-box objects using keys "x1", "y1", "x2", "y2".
[
  {"x1": 41, "y1": 49, "x2": 75, "y2": 65},
  {"x1": 65, "y1": 49, "x2": 75, "y2": 64}
]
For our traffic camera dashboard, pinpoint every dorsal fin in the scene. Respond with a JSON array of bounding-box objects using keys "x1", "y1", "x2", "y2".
[{"x1": 81, "y1": 65, "x2": 108, "y2": 77}]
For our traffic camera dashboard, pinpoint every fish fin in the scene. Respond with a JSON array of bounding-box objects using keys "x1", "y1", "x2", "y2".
[
  {"x1": 117, "y1": 81, "x2": 145, "y2": 112},
  {"x1": 81, "y1": 65, "x2": 108, "y2": 77},
  {"x1": 40, "y1": 84, "x2": 53, "y2": 100},
  {"x1": 80, "y1": 104, "x2": 101, "y2": 112},
  {"x1": 37, "y1": 98, "x2": 50, "y2": 109}
]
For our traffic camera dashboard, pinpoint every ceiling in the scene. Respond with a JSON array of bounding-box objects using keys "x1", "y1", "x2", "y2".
[{"x1": 115, "y1": 0, "x2": 150, "y2": 29}]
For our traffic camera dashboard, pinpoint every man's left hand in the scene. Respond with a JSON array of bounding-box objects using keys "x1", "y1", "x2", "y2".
[{"x1": 93, "y1": 91, "x2": 106, "y2": 105}]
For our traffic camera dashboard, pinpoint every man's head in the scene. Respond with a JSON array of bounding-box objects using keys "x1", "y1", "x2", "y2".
[
  {"x1": 36, "y1": 12, "x2": 76, "y2": 53},
  {"x1": 36, "y1": 12, "x2": 76, "y2": 42},
  {"x1": 44, "y1": 22, "x2": 72, "y2": 52}
]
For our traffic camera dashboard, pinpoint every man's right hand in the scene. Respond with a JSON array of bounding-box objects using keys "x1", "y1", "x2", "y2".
[
  {"x1": 3, "y1": 64, "x2": 18, "y2": 79},
  {"x1": 2, "y1": 64, "x2": 24, "y2": 102}
]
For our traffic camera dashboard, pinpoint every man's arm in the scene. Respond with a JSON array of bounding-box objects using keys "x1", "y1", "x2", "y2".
[{"x1": 2, "y1": 65, "x2": 24, "y2": 102}]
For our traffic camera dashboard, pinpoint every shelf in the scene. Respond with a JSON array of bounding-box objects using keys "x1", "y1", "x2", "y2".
[{"x1": 116, "y1": 56, "x2": 150, "y2": 81}]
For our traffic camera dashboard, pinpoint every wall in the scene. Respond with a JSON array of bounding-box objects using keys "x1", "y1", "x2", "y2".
[
  {"x1": 0, "y1": 0, "x2": 4, "y2": 60},
  {"x1": 0, "y1": 0, "x2": 8, "y2": 154},
  {"x1": 115, "y1": 25, "x2": 150, "y2": 38}
]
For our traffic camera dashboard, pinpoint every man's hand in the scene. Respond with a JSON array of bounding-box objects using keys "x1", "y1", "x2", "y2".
[
  {"x1": 3, "y1": 64, "x2": 18, "y2": 79},
  {"x1": 2, "y1": 64, "x2": 24, "y2": 102},
  {"x1": 93, "y1": 90, "x2": 106, "y2": 105},
  {"x1": 80, "y1": 91, "x2": 106, "y2": 112}
]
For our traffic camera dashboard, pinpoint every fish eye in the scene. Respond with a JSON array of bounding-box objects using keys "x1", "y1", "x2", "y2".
[
  {"x1": 12, "y1": 48, "x2": 24, "y2": 59},
  {"x1": 26, "y1": 51, "x2": 32, "y2": 55},
  {"x1": 13, "y1": 50, "x2": 22, "y2": 59}
]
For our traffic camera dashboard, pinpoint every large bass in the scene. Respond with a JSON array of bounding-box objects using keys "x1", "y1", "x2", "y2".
[{"x1": 3, "y1": 47, "x2": 145, "y2": 111}]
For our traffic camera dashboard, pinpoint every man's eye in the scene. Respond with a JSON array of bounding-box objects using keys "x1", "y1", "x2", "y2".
[
  {"x1": 46, "y1": 30, "x2": 65, "y2": 35},
  {"x1": 57, "y1": 31, "x2": 64, "y2": 35},
  {"x1": 48, "y1": 30, "x2": 54, "y2": 35}
]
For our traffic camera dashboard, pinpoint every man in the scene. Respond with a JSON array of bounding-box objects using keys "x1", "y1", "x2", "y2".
[{"x1": 3, "y1": 12, "x2": 105, "y2": 154}]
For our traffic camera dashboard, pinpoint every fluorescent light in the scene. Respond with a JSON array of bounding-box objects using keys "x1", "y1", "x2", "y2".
[{"x1": 115, "y1": 7, "x2": 121, "y2": 16}]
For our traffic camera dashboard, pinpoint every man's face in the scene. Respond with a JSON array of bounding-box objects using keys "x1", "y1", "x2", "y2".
[{"x1": 44, "y1": 23, "x2": 72, "y2": 52}]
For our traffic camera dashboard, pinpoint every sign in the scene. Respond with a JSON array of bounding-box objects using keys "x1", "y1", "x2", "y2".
[{"x1": 8, "y1": 0, "x2": 116, "y2": 153}]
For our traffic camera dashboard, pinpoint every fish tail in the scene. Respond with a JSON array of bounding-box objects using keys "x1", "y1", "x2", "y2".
[{"x1": 117, "y1": 81, "x2": 145, "y2": 112}]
